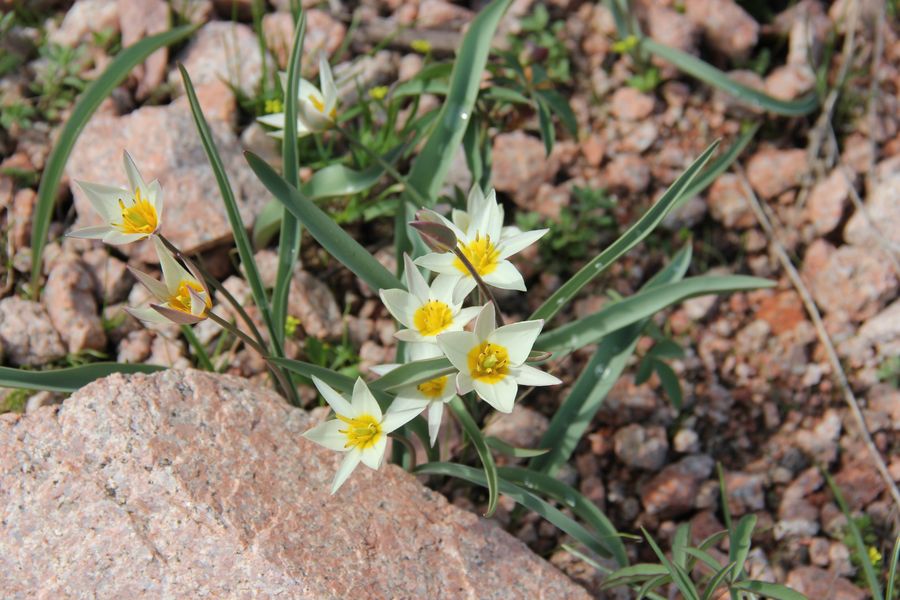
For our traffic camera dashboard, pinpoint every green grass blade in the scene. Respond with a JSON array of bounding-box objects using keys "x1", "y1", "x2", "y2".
[
  {"x1": 885, "y1": 535, "x2": 899, "y2": 600},
  {"x1": 824, "y1": 470, "x2": 884, "y2": 600},
  {"x1": 30, "y1": 25, "x2": 197, "y2": 293},
  {"x1": 270, "y1": 357, "x2": 356, "y2": 392},
  {"x1": 415, "y1": 461, "x2": 610, "y2": 557},
  {"x1": 498, "y1": 465, "x2": 628, "y2": 566},
  {"x1": 730, "y1": 581, "x2": 807, "y2": 600},
  {"x1": 529, "y1": 245, "x2": 692, "y2": 475},
  {"x1": 642, "y1": 528, "x2": 701, "y2": 600},
  {"x1": 302, "y1": 146, "x2": 405, "y2": 198},
  {"x1": 448, "y1": 397, "x2": 500, "y2": 516},
  {"x1": 181, "y1": 325, "x2": 213, "y2": 371},
  {"x1": 252, "y1": 200, "x2": 283, "y2": 249},
  {"x1": 272, "y1": 11, "x2": 307, "y2": 349},
  {"x1": 672, "y1": 523, "x2": 691, "y2": 570},
  {"x1": 729, "y1": 514, "x2": 757, "y2": 582},
  {"x1": 530, "y1": 140, "x2": 719, "y2": 322},
  {"x1": 601, "y1": 564, "x2": 670, "y2": 589},
  {"x1": 640, "y1": 37, "x2": 819, "y2": 117},
  {"x1": 678, "y1": 123, "x2": 759, "y2": 206},
  {"x1": 0, "y1": 363, "x2": 166, "y2": 393},
  {"x1": 485, "y1": 437, "x2": 548, "y2": 458},
  {"x1": 684, "y1": 547, "x2": 726, "y2": 572},
  {"x1": 536, "y1": 275, "x2": 773, "y2": 353},
  {"x1": 369, "y1": 357, "x2": 454, "y2": 391},
  {"x1": 245, "y1": 151, "x2": 403, "y2": 292},
  {"x1": 701, "y1": 562, "x2": 737, "y2": 600}
]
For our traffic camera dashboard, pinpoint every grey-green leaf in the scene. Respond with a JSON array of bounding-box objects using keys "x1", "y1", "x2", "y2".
[{"x1": 0, "y1": 363, "x2": 166, "y2": 393}]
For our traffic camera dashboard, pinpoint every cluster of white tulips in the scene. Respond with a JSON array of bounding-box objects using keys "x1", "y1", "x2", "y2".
[{"x1": 304, "y1": 186, "x2": 562, "y2": 493}]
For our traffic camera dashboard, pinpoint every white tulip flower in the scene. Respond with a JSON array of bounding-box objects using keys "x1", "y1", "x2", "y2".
[
  {"x1": 380, "y1": 254, "x2": 481, "y2": 344},
  {"x1": 126, "y1": 237, "x2": 211, "y2": 326},
  {"x1": 258, "y1": 53, "x2": 338, "y2": 138},
  {"x1": 415, "y1": 185, "x2": 547, "y2": 297},
  {"x1": 437, "y1": 303, "x2": 560, "y2": 413},
  {"x1": 370, "y1": 344, "x2": 456, "y2": 447},
  {"x1": 68, "y1": 151, "x2": 163, "y2": 245},
  {"x1": 303, "y1": 376, "x2": 410, "y2": 493}
]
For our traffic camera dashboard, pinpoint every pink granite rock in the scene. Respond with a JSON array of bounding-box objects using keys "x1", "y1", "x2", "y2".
[{"x1": 0, "y1": 370, "x2": 589, "y2": 599}]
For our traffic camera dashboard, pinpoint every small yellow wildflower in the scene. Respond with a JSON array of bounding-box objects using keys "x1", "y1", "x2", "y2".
[
  {"x1": 411, "y1": 39, "x2": 432, "y2": 54},
  {"x1": 285, "y1": 315, "x2": 301, "y2": 336},
  {"x1": 612, "y1": 35, "x2": 639, "y2": 54},
  {"x1": 369, "y1": 86, "x2": 389, "y2": 101},
  {"x1": 264, "y1": 98, "x2": 283, "y2": 114}
]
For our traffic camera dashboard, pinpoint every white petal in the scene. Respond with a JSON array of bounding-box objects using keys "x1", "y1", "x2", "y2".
[
  {"x1": 452, "y1": 276, "x2": 478, "y2": 300},
  {"x1": 388, "y1": 395, "x2": 430, "y2": 413},
  {"x1": 188, "y1": 287, "x2": 208, "y2": 317},
  {"x1": 403, "y1": 254, "x2": 430, "y2": 303},
  {"x1": 67, "y1": 225, "x2": 111, "y2": 240},
  {"x1": 456, "y1": 372, "x2": 474, "y2": 395},
  {"x1": 474, "y1": 302, "x2": 496, "y2": 341},
  {"x1": 483, "y1": 261, "x2": 526, "y2": 291},
  {"x1": 124, "y1": 305, "x2": 171, "y2": 325},
  {"x1": 311, "y1": 376, "x2": 354, "y2": 417},
  {"x1": 319, "y1": 53, "x2": 337, "y2": 109},
  {"x1": 302, "y1": 419, "x2": 349, "y2": 452},
  {"x1": 297, "y1": 98, "x2": 331, "y2": 132},
  {"x1": 437, "y1": 331, "x2": 477, "y2": 372},
  {"x1": 382, "y1": 399, "x2": 426, "y2": 433},
  {"x1": 427, "y1": 401, "x2": 444, "y2": 447},
  {"x1": 429, "y1": 268, "x2": 458, "y2": 304},
  {"x1": 331, "y1": 449, "x2": 362, "y2": 494},
  {"x1": 394, "y1": 329, "x2": 425, "y2": 343},
  {"x1": 102, "y1": 230, "x2": 146, "y2": 245},
  {"x1": 297, "y1": 78, "x2": 321, "y2": 104},
  {"x1": 489, "y1": 319, "x2": 544, "y2": 365},
  {"x1": 409, "y1": 343, "x2": 442, "y2": 361},
  {"x1": 455, "y1": 306, "x2": 482, "y2": 329},
  {"x1": 122, "y1": 151, "x2": 148, "y2": 196},
  {"x1": 360, "y1": 436, "x2": 386, "y2": 469},
  {"x1": 451, "y1": 208, "x2": 470, "y2": 232},
  {"x1": 369, "y1": 363, "x2": 400, "y2": 376},
  {"x1": 257, "y1": 112, "x2": 286, "y2": 128},
  {"x1": 351, "y1": 377, "x2": 382, "y2": 420},
  {"x1": 75, "y1": 180, "x2": 127, "y2": 222},
  {"x1": 474, "y1": 377, "x2": 517, "y2": 413},
  {"x1": 148, "y1": 180, "x2": 164, "y2": 223},
  {"x1": 153, "y1": 236, "x2": 192, "y2": 293},
  {"x1": 466, "y1": 184, "x2": 485, "y2": 215},
  {"x1": 128, "y1": 266, "x2": 169, "y2": 301},
  {"x1": 498, "y1": 229, "x2": 548, "y2": 260},
  {"x1": 379, "y1": 288, "x2": 416, "y2": 328},
  {"x1": 511, "y1": 364, "x2": 562, "y2": 386},
  {"x1": 415, "y1": 252, "x2": 459, "y2": 275}
]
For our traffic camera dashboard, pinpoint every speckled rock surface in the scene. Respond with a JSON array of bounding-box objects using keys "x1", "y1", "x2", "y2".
[
  {"x1": 0, "y1": 370, "x2": 589, "y2": 600},
  {"x1": 0, "y1": 297, "x2": 66, "y2": 366}
]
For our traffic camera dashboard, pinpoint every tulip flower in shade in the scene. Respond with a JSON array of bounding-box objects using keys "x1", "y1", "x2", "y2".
[
  {"x1": 303, "y1": 376, "x2": 411, "y2": 493},
  {"x1": 125, "y1": 237, "x2": 212, "y2": 326},
  {"x1": 379, "y1": 254, "x2": 482, "y2": 345},
  {"x1": 68, "y1": 151, "x2": 163, "y2": 245},
  {"x1": 414, "y1": 186, "x2": 547, "y2": 298},
  {"x1": 257, "y1": 54, "x2": 338, "y2": 138},
  {"x1": 370, "y1": 344, "x2": 456, "y2": 447},
  {"x1": 437, "y1": 303, "x2": 561, "y2": 413}
]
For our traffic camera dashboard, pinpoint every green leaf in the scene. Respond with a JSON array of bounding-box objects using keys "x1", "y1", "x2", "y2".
[
  {"x1": 536, "y1": 97, "x2": 555, "y2": 156},
  {"x1": 416, "y1": 461, "x2": 609, "y2": 557},
  {"x1": 531, "y1": 140, "x2": 720, "y2": 322},
  {"x1": 537, "y1": 275, "x2": 773, "y2": 354},
  {"x1": 701, "y1": 562, "x2": 737, "y2": 600},
  {"x1": 602, "y1": 564, "x2": 670, "y2": 589},
  {"x1": 270, "y1": 357, "x2": 356, "y2": 393},
  {"x1": 677, "y1": 123, "x2": 760, "y2": 206},
  {"x1": 637, "y1": 575, "x2": 670, "y2": 600},
  {"x1": 0, "y1": 363, "x2": 166, "y2": 393},
  {"x1": 272, "y1": 11, "x2": 307, "y2": 349},
  {"x1": 647, "y1": 339, "x2": 685, "y2": 359},
  {"x1": 302, "y1": 147, "x2": 404, "y2": 198},
  {"x1": 730, "y1": 580, "x2": 808, "y2": 600},
  {"x1": 499, "y1": 466, "x2": 628, "y2": 566},
  {"x1": 642, "y1": 528, "x2": 701, "y2": 600},
  {"x1": 179, "y1": 66, "x2": 283, "y2": 360},
  {"x1": 245, "y1": 151, "x2": 404, "y2": 293},
  {"x1": 885, "y1": 534, "x2": 899, "y2": 600},
  {"x1": 640, "y1": 37, "x2": 819, "y2": 117},
  {"x1": 529, "y1": 245, "x2": 692, "y2": 475},
  {"x1": 398, "y1": 0, "x2": 513, "y2": 257},
  {"x1": 485, "y1": 437, "x2": 549, "y2": 458},
  {"x1": 251, "y1": 199, "x2": 283, "y2": 249},
  {"x1": 672, "y1": 523, "x2": 691, "y2": 570},
  {"x1": 824, "y1": 470, "x2": 884, "y2": 600},
  {"x1": 729, "y1": 514, "x2": 757, "y2": 582},
  {"x1": 448, "y1": 397, "x2": 500, "y2": 517},
  {"x1": 30, "y1": 25, "x2": 197, "y2": 293},
  {"x1": 684, "y1": 547, "x2": 725, "y2": 572},
  {"x1": 535, "y1": 88, "x2": 578, "y2": 137},
  {"x1": 654, "y1": 360, "x2": 683, "y2": 411},
  {"x1": 369, "y1": 357, "x2": 454, "y2": 392}
]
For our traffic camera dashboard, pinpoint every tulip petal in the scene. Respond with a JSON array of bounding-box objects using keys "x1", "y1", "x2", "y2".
[
  {"x1": 483, "y1": 261, "x2": 526, "y2": 291},
  {"x1": 311, "y1": 376, "x2": 354, "y2": 417},
  {"x1": 474, "y1": 376, "x2": 517, "y2": 413},
  {"x1": 369, "y1": 363, "x2": 400, "y2": 376},
  {"x1": 415, "y1": 252, "x2": 458, "y2": 275},
  {"x1": 455, "y1": 306, "x2": 482, "y2": 329},
  {"x1": 360, "y1": 436, "x2": 386, "y2": 469},
  {"x1": 128, "y1": 265, "x2": 170, "y2": 301},
  {"x1": 75, "y1": 180, "x2": 127, "y2": 222},
  {"x1": 456, "y1": 372, "x2": 475, "y2": 394},
  {"x1": 489, "y1": 319, "x2": 544, "y2": 365},
  {"x1": 427, "y1": 401, "x2": 444, "y2": 447},
  {"x1": 257, "y1": 112, "x2": 286, "y2": 128},
  {"x1": 351, "y1": 377, "x2": 382, "y2": 420},
  {"x1": 474, "y1": 302, "x2": 496, "y2": 341},
  {"x1": 498, "y1": 228, "x2": 548, "y2": 260},
  {"x1": 303, "y1": 419, "x2": 349, "y2": 452},
  {"x1": 403, "y1": 254, "x2": 430, "y2": 304},
  {"x1": 124, "y1": 305, "x2": 170, "y2": 325},
  {"x1": 151, "y1": 303, "x2": 202, "y2": 325},
  {"x1": 102, "y1": 230, "x2": 146, "y2": 245},
  {"x1": 393, "y1": 329, "x2": 424, "y2": 343},
  {"x1": 67, "y1": 225, "x2": 111, "y2": 240},
  {"x1": 331, "y1": 449, "x2": 362, "y2": 493},
  {"x1": 511, "y1": 364, "x2": 562, "y2": 386},
  {"x1": 122, "y1": 151, "x2": 148, "y2": 196},
  {"x1": 153, "y1": 237, "x2": 192, "y2": 295},
  {"x1": 437, "y1": 330, "x2": 477, "y2": 372},
  {"x1": 379, "y1": 288, "x2": 416, "y2": 328},
  {"x1": 318, "y1": 53, "x2": 337, "y2": 110},
  {"x1": 382, "y1": 400, "x2": 425, "y2": 433}
]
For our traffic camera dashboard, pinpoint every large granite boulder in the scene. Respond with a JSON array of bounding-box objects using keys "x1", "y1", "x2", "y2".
[{"x1": 0, "y1": 370, "x2": 588, "y2": 599}]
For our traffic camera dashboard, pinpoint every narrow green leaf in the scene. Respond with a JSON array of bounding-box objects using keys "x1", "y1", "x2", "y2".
[
  {"x1": 729, "y1": 514, "x2": 757, "y2": 583},
  {"x1": 701, "y1": 562, "x2": 737, "y2": 600},
  {"x1": 641, "y1": 37, "x2": 819, "y2": 117},
  {"x1": 485, "y1": 437, "x2": 549, "y2": 458},
  {"x1": 730, "y1": 580, "x2": 807, "y2": 600},
  {"x1": 637, "y1": 575, "x2": 671, "y2": 600},
  {"x1": 602, "y1": 564, "x2": 670, "y2": 589},
  {"x1": 30, "y1": 25, "x2": 197, "y2": 293},
  {"x1": 642, "y1": 528, "x2": 701, "y2": 600},
  {"x1": 537, "y1": 275, "x2": 773, "y2": 353},
  {"x1": 531, "y1": 141, "x2": 719, "y2": 322},
  {"x1": 448, "y1": 397, "x2": 500, "y2": 517},
  {"x1": 684, "y1": 547, "x2": 725, "y2": 573},
  {"x1": 678, "y1": 123, "x2": 759, "y2": 206},
  {"x1": 537, "y1": 98, "x2": 555, "y2": 156},
  {"x1": 302, "y1": 147, "x2": 404, "y2": 198},
  {"x1": 416, "y1": 461, "x2": 609, "y2": 557},
  {"x1": 251, "y1": 200, "x2": 283, "y2": 249},
  {"x1": 530, "y1": 245, "x2": 692, "y2": 475},
  {"x1": 272, "y1": 11, "x2": 307, "y2": 348},
  {"x1": 824, "y1": 470, "x2": 884, "y2": 600},
  {"x1": 654, "y1": 360, "x2": 683, "y2": 411},
  {"x1": 672, "y1": 523, "x2": 691, "y2": 569},
  {"x1": 271, "y1": 357, "x2": 356, "y2": 393},
  {"x1": 536, "y1": 88, "x2": 578, "y2": 137},
  {"x1": 370, "y1": 357, "x2": 454, "y2": 392},
  {"x1": 181, "y1": 325, "x2": 213, "y2": 371},
  {"x1": 179, "y1": 66, "x2": 283, "y2": 359},
  {"x1": 647, "y1": 339, "x2": 685, "y2": 359},
  {"x1": 0, "y1": 363, "x2": 166, "y2": 393},
  {"x1": 717, "y1": 462, "x2": 733, "y2": 532},
  {"x1": 245, "y1": 151, "x2": 404, "y2": 292},
  {"x1": 499, "y1": 465, "x2": 628, "y2": 566},
  {"x1": 885, "y1": 534, "x2": 900, "y2": 600}
]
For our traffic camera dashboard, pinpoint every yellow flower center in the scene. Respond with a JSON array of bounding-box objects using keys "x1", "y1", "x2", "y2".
[
  {"x1": 337, "y1": 413, "x2": 383, "y2": 450},
  {"x1": 168, "y1": 280, "x2": 208, "y2": 315},
  {"x1": 117, "y1": 188, "x2": 158, "y2": 235},
  {"x1": 453, "y1": 234, "x2": 500, "y2": 277},
  {"x1": 417, "y1": 376, "x2": 448, "y2": 399},
  {"x1": 467, "y1": 341, "x2": 510, "y2": 384},
  {"x1": 308, "y1": 94, "x2": 337, "y2": 120},
  {"x1": 413, "y1": 300, "x2": 454, "y2": 337}
]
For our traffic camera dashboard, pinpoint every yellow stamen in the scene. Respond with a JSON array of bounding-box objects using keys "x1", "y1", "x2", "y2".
[
  {"x1": 116, "y1": 187, "x2": 158, "y2": 235},
  {"x1": 453, "y1": 234, "x2": 500, "y2": 277},
  {"x1": 417, "y1": 376, "x2": 448, "y2": 399},
  {"x1": 413, "y1": 300, "x2": 454, "y2": 337},
  {"x1": 168, "y1": 280, "x2": 208, "y2": 315},
  {"x1": 467, "y1": 341, "x2": 510, "y2": 384},
  {"x1": 337, "y1": 413, "x2": 383, "y2": 449}
]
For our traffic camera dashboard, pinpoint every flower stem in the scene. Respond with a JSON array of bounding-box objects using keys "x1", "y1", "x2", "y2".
[
  {"x1": 452, "y1": 247, "x2": 505, "y2": 325},
  {"x1": 389, "y1": 433, "x2": 418, "y2": 471}
]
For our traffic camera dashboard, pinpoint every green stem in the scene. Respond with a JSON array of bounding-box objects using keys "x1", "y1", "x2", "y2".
[
  {"x1": 181, "y1": 325, "x2": 214, "y2": 371},
  {"x1": 389, "y1": 433, "x2": 418, "y2": 471}
]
